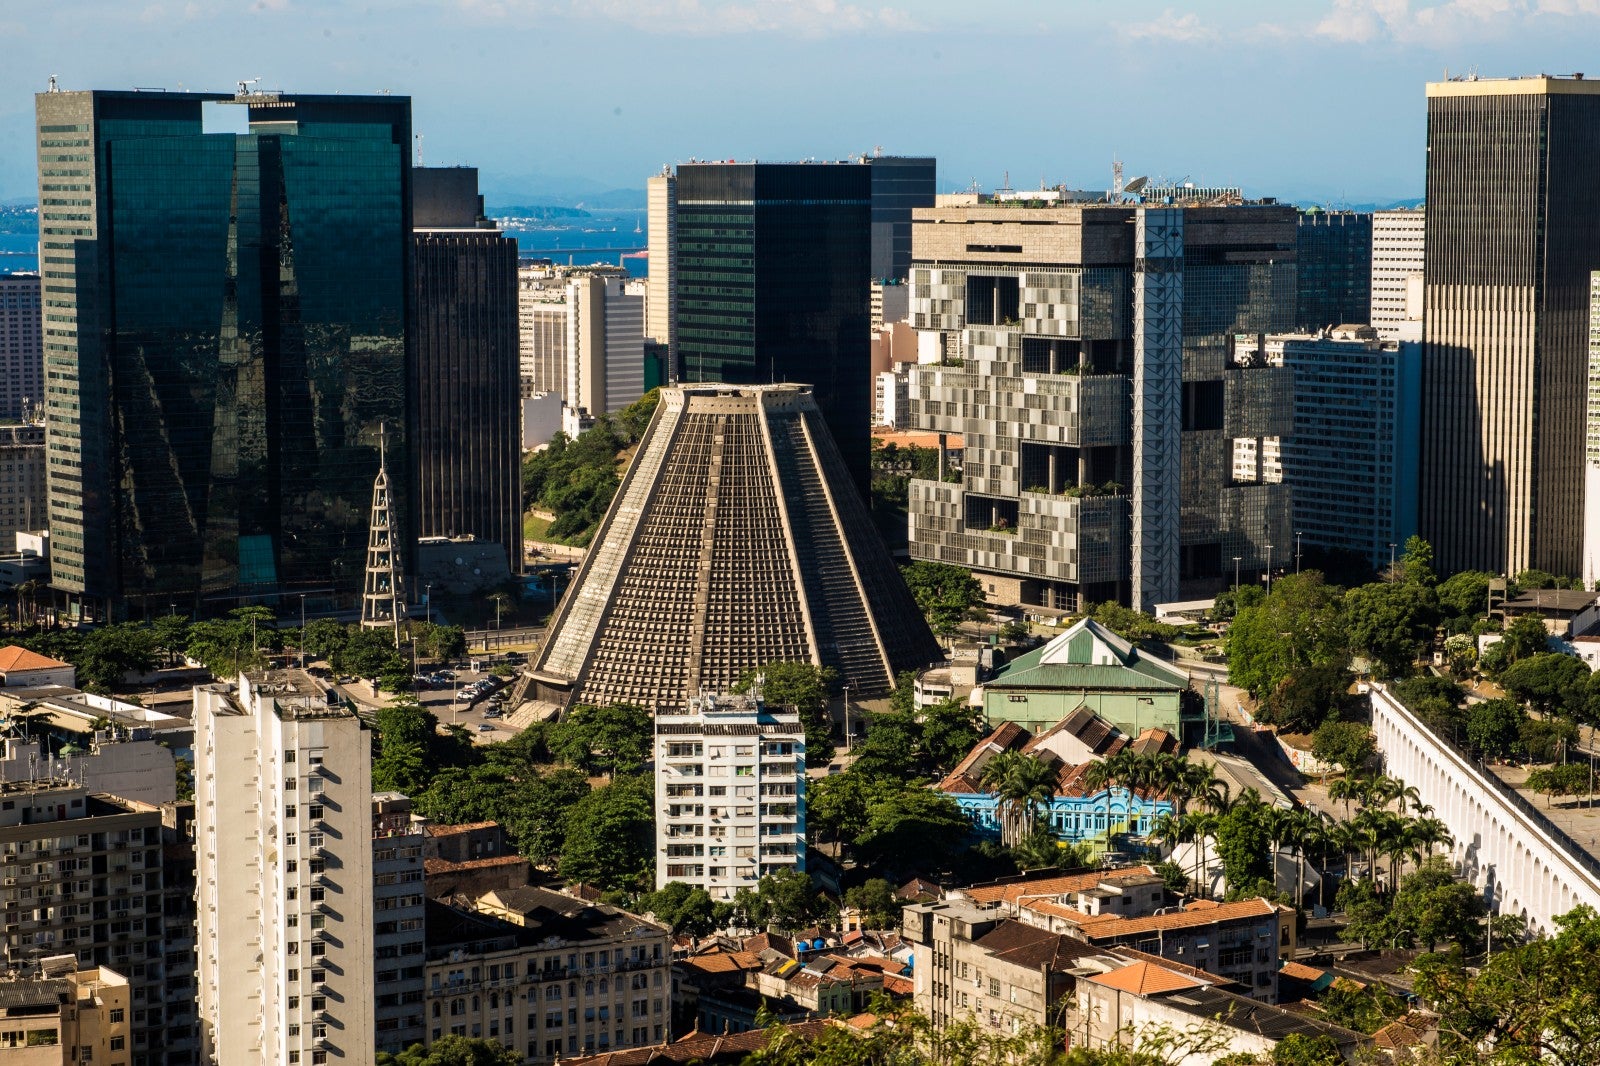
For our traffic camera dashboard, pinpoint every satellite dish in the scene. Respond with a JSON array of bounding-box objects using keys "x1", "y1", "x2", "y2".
[{"x1": 1124, "y1": 176, "x2": 1149, "y2": 195}]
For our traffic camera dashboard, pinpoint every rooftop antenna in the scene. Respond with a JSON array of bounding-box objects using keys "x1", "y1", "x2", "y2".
[
  {"x1": 46, "y1": 75, "x2": 59, "y2": 94},
  {"x1": 1112, "y1": 157, "x2": 1124, "y2": 200},
  {"x1": 236, "y1": 77, "x2": 261, "y2": 99}
]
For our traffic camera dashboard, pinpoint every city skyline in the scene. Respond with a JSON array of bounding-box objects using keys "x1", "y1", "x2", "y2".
[{"x1": 5, "y1": 1, "x2": 1600, "y2": 205}]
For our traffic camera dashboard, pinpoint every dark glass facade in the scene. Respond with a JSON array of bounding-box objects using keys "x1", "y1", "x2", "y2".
[
  {"x1": 35, "y1": 90, "x2": 411, "y2": 618},
  {"x1": 411, "y1": 169, "x2": 522, "y2": 573},
  {"x1": 1420, "y1": 80, "x2": 1600, "y2": 576},
  {"x1": 868, "y1": 155, "x2": 936, "y2": 281},
  {"x1": 1294, "y1": 210, "x2": 1372, "y2": 331},
  {"x1": 672, "y1": 163, "x2": 872, "y2": 487}
]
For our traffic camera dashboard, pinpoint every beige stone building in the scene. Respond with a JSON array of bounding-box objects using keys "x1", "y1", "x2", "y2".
[{"x1": 0, "y1": 961, "x2": 130, "y2": 1066}]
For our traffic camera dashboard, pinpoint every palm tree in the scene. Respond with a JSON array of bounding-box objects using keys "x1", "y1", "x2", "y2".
[
  {"x1": 1180, "y1": 810, "x2": 1220, "y2": 899},
  {"x1": 981, "y1": 752, "x2": 1059, "y2": 848},
  {"x1": 1407, "y1": 817, "x2": 1453, "y2": 865},
  {"x1": 1175, "y1": 761, "x2": 1218, "y2": 817},
  {"x1": 1327, "y1": 775, "x2": 1364, "y2": 819}
]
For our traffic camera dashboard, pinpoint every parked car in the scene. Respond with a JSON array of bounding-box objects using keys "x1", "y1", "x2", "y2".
[
  {"x1": 476, "y1": 723, "x2": 496, "y2": 732},
  {"x1": 483, "y1": 708, "x2": 502, "y2": 719}
]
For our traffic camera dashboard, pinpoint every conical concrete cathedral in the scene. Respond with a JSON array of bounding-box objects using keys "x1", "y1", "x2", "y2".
[{"x1": 530, "y1": 384, "x2": 940, "y2": 710}]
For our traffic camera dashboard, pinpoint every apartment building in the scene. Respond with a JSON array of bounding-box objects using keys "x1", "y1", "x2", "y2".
[
  {"x1": 194, "y1": 672, "x2": 374, "y2": 1065},
  {"x1": 423, "y1": 888, "x2": 671, "y2": 1062},
  {"x1": 0, "y1": 782, "x2": 181, "y2": 1066},
  {"x1": 372, "y1": 793, "x2": 427, "y2": 1055},
  {"x1": 0, "y1": 959, "x2": 130, "y2": 1066},
  {"x1": 1370, "y1": 208, "x2": 1424, "y2": 343},
  {"x1": 654, "y1": 692, "x2": 806, "y2": 900}
]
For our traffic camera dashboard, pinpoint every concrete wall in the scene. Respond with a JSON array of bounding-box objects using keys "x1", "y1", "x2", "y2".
[{"x1": 1370, "y1": 684, "x2": 1600, "y2": 935}]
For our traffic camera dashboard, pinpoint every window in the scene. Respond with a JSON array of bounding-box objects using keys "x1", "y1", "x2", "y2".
[
  {"x1": 286, "y1": 860, "x2": 298, "y2": 874},
  {"x1": 308, "y1": 832, "x2": 324, "y2": 849},
  {"x1": 285, "y1": 805, "x2": 297, "y2": 819},
  {"x1": 309, "y1": 859, "x2": 325, "y2": 875},
  {"x1": 311, "y1": 969, "x2": 325, "y2": 984},
  {"x1": 310, "y1": 942, "x2": 326, "y2": 958},
  {"x1": 109, "y1": 1009, "x2": 124, "y2": 1024},
  {"x1": 312, "y1": 1023, "x2": 326, "y2": 1039},
  {"x1": 309, "y1": 804, "x2": 324, "y2": 820},
  {"x1": 285, "y1": 833, "x2": 297, "y2": 848}
]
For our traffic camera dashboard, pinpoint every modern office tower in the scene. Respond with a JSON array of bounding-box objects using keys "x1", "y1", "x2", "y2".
[
  {"x1": 866, "y1": 155, "x2": 937, "y2": 282},
  {"x1": 1240, "y1": 326, "x2": 1421, "y2": 571},
  {"x1": 0, "y1": 423, "x2": 45, "y2": 544},
  {"x1": 645, "y1": 171, "x2": 675, "y2": 351},
  {"x1": 530, "y1": 384, "x2": 940, "y2": 711},
  {"x1": 906, "y1": 198, "x2": 1296, "y2": 613},
  {"x1": 1420, "y1": 75, "x2": 1600, "y2": 578},
  {"x1": 654, "y1": 691, "x2": 805, "y2": 900},
  {"x1": 1583, "y1": 273, "x2": 1600, "y2": 588},
  {"x1": 34, "y1": 87, "x2": 412, "y2": 621},
  {"x1": 1370, "y1": 208, "x2": 1425, "y2": 342},
  {"x1": 0, "y1": 272, "x2": 42, "y2": 421},
  {"x1": 670, "y1": 163, "x2": 873, "y2": 487},
  {"x1": 0, "y1": 780, "x2": 180, "y2": 1065},
  {"x1": 372, "y1": 793, "x2": 427, "y2": 1055},
  {"x1": 1294, "y1": 211, "x2": 1371, "y2": 331},
  {"x1": 411, "y1": 167, "x2": 522, "y2": 572},
  {"x1": 194, "y1": 671, "x2": 375, "y2": 1066}
]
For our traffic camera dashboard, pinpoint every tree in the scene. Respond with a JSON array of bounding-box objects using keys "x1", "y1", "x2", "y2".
[
  {"x1": 918, "y1": 699, "x2": 985, "y2": 776},
  {"x1": 1268, "y1": 1033, "x2": 1345, "y2": 1066},
  {"x1": 1414, "y1": 905, "x2": 1600, "y2": 1066},
  {"x1": 1214, "y1": 804, "x2": 1273, "y2": 897},
  {"x1": 1259, "y1": 662, "x2": 1354, "y2": 735},
  {"x1": 1521, "y1": 715, "x2": 1580, "y2": 764},
  {"x1": 738, "y1": 661, "x2": 837, "y2": 767},
  {"x1": 637, "y1": 881, "x2": 722, "y2": 937},
  {"x1": 1310, "y1": 719, "x2": 1374, "y2": 775},
  {"x1": 842, "y1": 878, "x2": 901, "y2": 930},
  {"x1": 1436, "y1": 569, "x2": 1495, "y2": 623},
  {"x1": 1389, "y1": 857, "x2": 1488, "y2": 951},
  {"x1": 76, "y1": 623, "x2": 161, "y2": 692},
  {"x1": 1526, "y1": 763, "x2": 1591, "y2": 808},
  {"x1": 1086, "y1": 602, "x2": 1180, "y2": 643},
  {"x1": 849, "y1": 710, "x2": 927, "y2": 781},
  {"x1": 558, "y1": 775, "x2": 654, "y2": 893},
  {"x1": 1341, "y1": 580, "x2": 1439, "y2": 678},
  {"x1": 855, "y1": 785, "x2": 970, "y2": 875},
  {"x1": 1316, "y1": 977, "x2": 1407, "y2": 1034},
  {"x1": 1500, "y1": 652, "x2": 1590, "y2": 717},
  {"x1": 548, "y1": 703, "x2": 651, "y2": 776},
  {"x1": 377, "y1": 1036, "x2": 521, "y2": 1066},
  {"x1": 1398, "y1": 534, "x2": 1437, "y2": 587},
  {"x1": 372, "y1": 698, "x2": 445, "y2": 795},
  {"x1": 980, "y1": 751, "x2": 1058, "y2": 847},
  {"x1": 751, "y1": 869, "x2": 827, "y2": 933},
  {"x1": 1226, "y1": 573, "x2": 1348, "y2": 700},
  {"x1": 185, "y1": 614, "x2": 268, "y2": 678},
  {"x1": 1496, "y1": 614, "x2": 1553, "y2": 669},
  {"x1": 1391, "y1": 673, "x2": 1467, "y2": 733},
  {"x1": 900, "y1": 561, "x2": 984, "y2": 636},
  {"x1": 1464, "y1": 698, "x2": 1525, "y2": 761},
  {"x1": 299, "y1": 618, "x2": 351, "y2": 664},
  {"x1": 340, "y1": 625, "x2": 407, "y2": 686}
]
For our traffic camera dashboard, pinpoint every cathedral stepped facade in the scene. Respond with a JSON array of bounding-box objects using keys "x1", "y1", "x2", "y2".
[{"x1": 530, "y1": 384, "x2": 940, "y2": 710}]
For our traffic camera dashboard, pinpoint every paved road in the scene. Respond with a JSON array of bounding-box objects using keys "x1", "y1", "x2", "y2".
[{"x1": 331, "y1": 667, "x2": 520, "y2": 745}]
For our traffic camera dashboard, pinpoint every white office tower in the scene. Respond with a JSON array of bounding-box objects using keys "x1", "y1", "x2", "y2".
[
  {"x1": 1371, "y1": 208, "x2": 1424, "y2": 342},
  {"x1": 195, "y1": 671, "x2": 375, "y2": 1066},
  {"x1": 654, "y1": 690, "x2": 805, "y2": 901},
  {"x1": 1584, "y1": 273, "x2": 1600, "y2": 589}
]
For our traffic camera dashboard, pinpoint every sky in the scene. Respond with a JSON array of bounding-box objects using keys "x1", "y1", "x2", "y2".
[{"x1": 5, "y1": 0, "x2": 1600, "y2": 205}]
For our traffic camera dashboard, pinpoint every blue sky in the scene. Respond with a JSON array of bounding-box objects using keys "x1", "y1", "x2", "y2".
[{"x1": 5, "y1": 0, "x2": 1599, "y2": 204}]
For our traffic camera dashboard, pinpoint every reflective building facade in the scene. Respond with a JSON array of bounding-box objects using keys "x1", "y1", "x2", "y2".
[
  {"x1": 1294, "y1": 210, "x2": 1371, "y2": 331},
  {"x1": 671, "y1": 163, "x2": 872, "y2": 487},
  {"x1": 1421, "y1": 76, "x2": 1600, "y2": 577},
  {"x1": 411, "y1": 167, "x2": 521, "y2": 573},
  {"x1": 35, "y1": 89, "x2": 411, "y2": 618}
]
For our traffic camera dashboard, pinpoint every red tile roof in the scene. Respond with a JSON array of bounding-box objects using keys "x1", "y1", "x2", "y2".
[
  {"x1": 0, "y1": 647, "x2": 68, "y2": 673},
  {"x1": 962, "y1": 866, "x2": 1159, "y2": 906},
  {"x1": 1089, "y1": 961, "x2": 1205, "y2": 995}
]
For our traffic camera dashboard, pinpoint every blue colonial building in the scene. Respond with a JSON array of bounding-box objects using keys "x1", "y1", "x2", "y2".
[{"x1": 935, "y1": 719, "x2": 1176, "y2": 845}]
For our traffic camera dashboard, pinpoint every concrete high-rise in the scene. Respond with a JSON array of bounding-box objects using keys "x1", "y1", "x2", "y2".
[
  {"x1": 669, "y1": 163, "x2": 873, "y2": 487},
  {"x1": 0, "y1": 780, "x2": 187, "y2": 1065},
  {"x1": 530, "y1": 384, "x2": 939, "y2": 711},
  {"x1": 0, "y1": 423, "x2": 46, "y2": 545},
  {"x1": 0, "y1": 273, "x2": 41, "y2": 422},
  {"x1": 1294, "y1": 211, "x2": 1371, "y2": 331},
  {"x1": 1370, "y1": 208, "x2": 1425, "y2": 342},
  {"x1": 35, "y1": 87, "x2": 412, "y2": 621},
  {"x1": 654, "y1": 691, "x2": 805, "y2": 900},
  {"x1": 905, "y1": 197, "x2": 1296, "y2": 612},
  {"x1": 1582, "y1": 272, "x2": 1600, "y2": 588},
  {"x1": 194, "y1": 671, "x2": 374, "y2": 1066},
  {"x1": 1420, "y1": 75, "x2": 1600, "y2": 578},
  {"x1": 516, "y1": 264, "x2": 644, "y2": 418},
  {"x1": 411, "y1": 167, "x2": 522, "y2": 574},
  {"x1": 645, "y1": 171, "x2": 675, "y2": 351},
  {"x1": 1240, "y1": 326, "x2": 1421, "y2": 571}
]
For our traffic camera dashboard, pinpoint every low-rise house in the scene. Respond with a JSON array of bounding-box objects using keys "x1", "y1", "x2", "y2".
[
  {"x1": 0, "y1": 960, "x2": 130, "y2": 1066},
  {"x1": 935, "y1": 723, "x2": 1175, "y2": 845},
  {"x1": 0, "y1": 647, "x2": 74, "y2": 689},
  {"x1": 975, "y1": 618, "x2": 1189, "y2": 735}
]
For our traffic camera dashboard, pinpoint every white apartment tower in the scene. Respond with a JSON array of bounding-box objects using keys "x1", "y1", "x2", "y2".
[
  {"x1": 645, "y1": 172, "x2": 675, "y2": 351},
  {"x1": 195, "y1": 671, "x2": 375, "y2": 1066},
  {"x1": 1370, "y1": 208, "x2": 1424, "y2": 342},
  {"x1": 1584, "y1": 272, "x2": 1600, "y2": 589},
  {"x1": 654, "y1": 692, "x2": 805, "y2": 901}
]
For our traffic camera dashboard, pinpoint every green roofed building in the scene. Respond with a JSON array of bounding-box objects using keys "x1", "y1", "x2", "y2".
[{"x1": 980, "y1": 617, "x2": 1188, "y2": 737}]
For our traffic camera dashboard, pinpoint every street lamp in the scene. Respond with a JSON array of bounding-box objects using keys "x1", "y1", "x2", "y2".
[
  {"x1": 1295, "y1": 531, "x2": 1303, "y2": 575},
  {"x1": 1388, "y1": 542, "x2": 1397, "y2": 580},
  {"x1": 299, "y1": 593, "x2": 307, "y2": 670},
  {"x1": 1264, "y1": 544, "x2": 1274, "y2": 594},
  {"x1": 1232, "y1": 556, "x2": 1241, "y2": 595},
  {"x1": 424, "y1": 583, "x2": 433, "y2": 627}
]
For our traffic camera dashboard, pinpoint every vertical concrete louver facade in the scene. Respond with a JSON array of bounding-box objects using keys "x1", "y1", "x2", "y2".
[
  {"x1": 1420, "y1": 76, "x2": 1600, "y2": 578},
  {"x1": 530, "y1": 384, "x2": 939, "y2": 710}
]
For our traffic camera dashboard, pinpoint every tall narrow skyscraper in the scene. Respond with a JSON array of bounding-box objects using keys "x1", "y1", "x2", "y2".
[
  {"x1": 35, "y1": 87, "x2": 412, "y2": 620},
  {"x1": 866, "y1": 155, "x2": 937, "y2": 282},
  {"x1": 1370, "y1": 207, "x2": 1425, "y2": 342},
  {"x1": 670, "y1": 163, "x2": 873, "y2": 486},
  {"x1": 411, "y1": 166, "x2": 522, "y2": 572},
  {"x1": 1420, "y1": 75, "x2": 1600, "y2": 577},
  {"x1": 1294, "y1": 210, "x2": 1371, "y2": 331},
  {"x1": 0, "y1": 272, "x2": 41, "y2": 421}
]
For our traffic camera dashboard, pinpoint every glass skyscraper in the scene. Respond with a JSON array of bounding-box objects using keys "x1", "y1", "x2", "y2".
[
  {"x1": 672, "y1": 163, "x2": 872, "y2": 487},
  {"x1": 36, "y1": 89, "x2": 411, "y2": 619},
  {"x1": 1294, "y1": 210, "x2": 1372, "y2": 331}
]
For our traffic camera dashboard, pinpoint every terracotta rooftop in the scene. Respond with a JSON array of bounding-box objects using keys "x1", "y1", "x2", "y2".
[
  {"x1": 974, "y1": 919, "x2": 1105, "y2": 971},
  {"x1": 558, "y1": 1019, "x2": 838, "y2": 1065},
  {"x1": 961, "y1": 865, "x2": 1159, "y2": 906},
  {"x1": 937, "y1": 722, "x2": 1031, "y2": 792},
  {"x1": 0, "y1": 647, "x2": 69, "y2": 673},
  {"x1": 424, "y1": 820, "x2": 499, "y2": 836},
  {"x1": 679, "y1": 950, "x2": 763, "y2": 977},
  {"x1": 1279, "y1": 961, "x2": 1329, "y2": 983},
  {"x1": 1089, "y1": 961, "x2": 1205, "y2": 996},
  {"x1": 1069, "y1": 898, "x2": 1280, "y2": 940},
  {"x1": 423, "y1": 855, "x2": 525, "y2": 875},
  {"x1": 881, "y1": 973, "x2": 913, "y2": 996}
]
